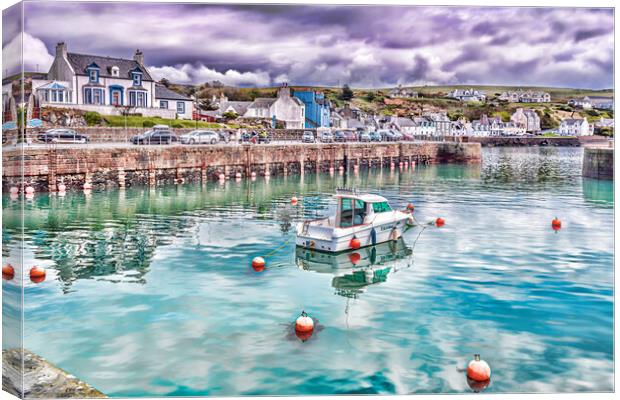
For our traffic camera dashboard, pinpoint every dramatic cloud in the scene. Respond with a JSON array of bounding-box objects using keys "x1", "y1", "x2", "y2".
[
  {"x1": 2, "y1": 32, "x2": 55, "y2": 75},
  {"x1": 6, "y1": 2, "x2": 613, "y2": 88}
]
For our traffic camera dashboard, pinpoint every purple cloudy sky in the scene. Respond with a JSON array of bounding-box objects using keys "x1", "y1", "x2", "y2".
[{"x1": 2, "y1": 2, "x2": 614, "y2": 88}]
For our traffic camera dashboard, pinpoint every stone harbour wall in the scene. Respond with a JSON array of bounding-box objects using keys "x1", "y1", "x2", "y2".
[
  {"x1": 2, "y1": 142, "x2": 481, "y2": 192},
  {"x1": 582, "y1": 145, "x2": 614, "y2": 180}
]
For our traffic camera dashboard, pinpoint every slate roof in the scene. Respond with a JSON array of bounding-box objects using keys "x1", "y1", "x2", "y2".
[
  {"x1": 248, "y1": 97, "x2": 277, "y2": 109},
  {"x1": 66, "y1": 52, "x2": 153, "y2": 81},
  {"x1": 220, "y1": 101, "x2": 252, "y2": 115},
  {"x1": 155, "y1": 84, "x2": 191, "y2": 100},
  {"x1": 561, "y1": 118, "x2": 585, "y2": 125}
]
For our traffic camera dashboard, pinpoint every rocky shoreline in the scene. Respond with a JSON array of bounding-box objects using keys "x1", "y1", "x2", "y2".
[{"x1": 2, "y1": 349, "x2": 106, "y2": 398}]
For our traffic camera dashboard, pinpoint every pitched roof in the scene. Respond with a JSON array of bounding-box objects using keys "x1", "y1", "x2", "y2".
[
  {"x1": 561, "y1": 118, "x2": 585, "y2": 124},
  {"x1": 220, "y1": 101, "x2": 252, "y2": 115},
  {"x1": 248, "y1": 97, "x2": 276, "y2": 109},
  {"x1": 66, "y1": 52, "x2": 153, "y2": 81},
  {"x1": 155, "y1": 84, "x2": 191, "y2": 100}
]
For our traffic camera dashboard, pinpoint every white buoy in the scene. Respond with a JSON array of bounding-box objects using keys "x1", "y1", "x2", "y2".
[
  {"x1": 83, "y1": 182, "x2": 92, "y2": 190},
  {"x1": 57, "y1": 183, "x2": 66, "y2": 192},
  {"x1": 25, "y1": 186, "x2": 35, "y2": 194},
  {"x1": 9, "y1": 187, "x2": 18, "y2": 194},
  {"x1": 251, "y1": 171, "x2": 257, "y2": 178},
  {"x1": 235, "y1": 172, "x2": 242, "y2": 179},
  {"x1": 218, "y1": 173, "x2": 225, "y2": 180}
]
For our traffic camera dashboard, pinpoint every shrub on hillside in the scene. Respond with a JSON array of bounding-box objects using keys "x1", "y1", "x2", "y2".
[
  {"x1": 172, "y1": 122, "x2": 184, "y2": 128},
  {"x1": 84, "y1": 111, "x2": 103, "y2": 126},
  {"x1": 143, "y1": 120, "x2": 155, "y2": 128}
]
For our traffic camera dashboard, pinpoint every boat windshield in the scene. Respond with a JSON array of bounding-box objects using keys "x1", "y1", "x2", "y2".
[
  {"x1": 340, "y1": 198, "x2": 367, "y2": 227},
  {"x1": 372, "y1": 201, "x2": 392, "y2": 213}
]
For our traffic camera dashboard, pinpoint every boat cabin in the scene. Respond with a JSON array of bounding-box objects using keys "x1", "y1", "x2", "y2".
[{"x1": 335, "y1": 193, "x2": 393, "y2": 228}]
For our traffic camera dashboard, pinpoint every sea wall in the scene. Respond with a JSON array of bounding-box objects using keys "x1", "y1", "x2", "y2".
[
  {"x1": 582, "y1": 145, "x2": 614, "y2": 180},
  {"x1": 2, "y1": 142, "x2": 481, "y2": 192},
  {"x1": 468, "y1": 135, "x2": 610, "y2": 147}
]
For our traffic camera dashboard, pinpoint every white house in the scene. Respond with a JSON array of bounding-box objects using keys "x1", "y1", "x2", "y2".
[
  {"x1": 243, "y1": 85, "x2": 305, "y2": 129},
  {"x1": 568, "y1": 97, "x2": 593, "y2": 110},
  {"x1": 558, "y1": 118, "x2": 591, "y2": 136},
  {"x1": 32, "y1": 42, "x2": 175, "y2": 118},
  {"x1": 448, "y1": 88, "x2": 486, "y2": 102},
  {"x1": 154, "y1": 84, "x2": 194, "y2": 119},
  {"x1": 388, "y1": 85, "x2": 418, "y2": 98},
  {"x1": 510, "y1": 108, "x2": 541, "y2": 133},
  {"x1": 499, "y1": 90, "x2": 550, "y2": 103}
]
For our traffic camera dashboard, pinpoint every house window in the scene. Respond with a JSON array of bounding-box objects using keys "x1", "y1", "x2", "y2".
[
  {"x1": 89, "y1": 69, "x2": 98, "y2": 83},
  {"x1": 111, "y1": 66, "x2": 119, "y2": 77},
  {"x1": 132, "y1": 73, "x2": 142, "y2": 86},
  {"x1": 160, "y1": 100, "x2": 168, "y2": 109},
  {"x1": 177, "y1": 101, "x2": 185, "y2": 114},
  {"x1": 129, "y1": 91, "x2": 147, "y2": 107},
  {"x1": 84, "y1": 88, "x2": 104, "y2": 105}
]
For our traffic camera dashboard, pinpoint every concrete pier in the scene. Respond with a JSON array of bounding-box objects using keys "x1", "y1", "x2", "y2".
[
  {"x1": 2, "y1": 141, "x2": 481, "y2": 192},
  {"x1": 2, "y1": 349, "x2": 106, "y2": 398},
  {"x1": 583, "y1": 144, "x2": 614, "y2": 180}
]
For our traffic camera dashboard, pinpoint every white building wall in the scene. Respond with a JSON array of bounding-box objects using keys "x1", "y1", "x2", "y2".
[{"x1": 155, "y1": 98, "x2": 194, "y2": 120}]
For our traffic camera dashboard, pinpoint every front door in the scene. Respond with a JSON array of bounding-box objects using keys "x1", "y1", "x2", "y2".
[{"x1": 111, "y1": 91, "x2": 121, "y2": 106}]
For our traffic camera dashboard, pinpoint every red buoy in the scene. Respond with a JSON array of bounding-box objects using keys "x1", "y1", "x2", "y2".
[
  {"x1": 466, "y1": 354, "x2": 491, "y2": 382},
  {"x1": 29, "y1": 266, "x2": 46, "y2": 283},
  {"x1": 436, "y1": 217, "x2": 445, "y2": 227},
  {"x1": 406, "y1": 203, "x2": 415, "y2": 212},
  {"x1": 2, "y1": 264, "x2": 15, "y2": 280},
  {"x1": 295, "y1": 329, "x2": 313, "y2": 342},
  {"x1": 467, "y1": 377, "x2": 490, "y2": 392},
  {"x1": 551, "y1": 217, "x2": 562, "y2": 230},
  {"x1": 295, "y1": 311, "x2": 314, "y2": 333},
  {"x1": 251, "y1": 257, "x2": 265, "y2": 271},
  {"x1": 349, "y1": 252, "x2": 361, "y2": 265},
  {"x1": 349, "y1": 236, "x2": 361, "y2": 249},
  {"x1": 291, "y1": 196, "x2": 298, "y2": 205}
]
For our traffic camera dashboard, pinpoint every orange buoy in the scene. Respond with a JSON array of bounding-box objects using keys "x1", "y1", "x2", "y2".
[
  {"x1": 349, "y1": 236, "x2": 361, "y2": 249},
  {"x1": 349, "y1": 252, "x2": 361, "y2": 265},
  {"x1": 291, "y1": 196, "x2": 298, "y2": 205},
  {"x1": 551, "y1": 217, "x2": 562, "y2": 230},
  {"x1": 406, "y1": 203, "x2": 415, "y2": 212},
  {"x1": 435, "y1": 217, "x2": 445, "y2": 227},
  {"x1": 467, "y1": 377, "x2": 490, "y2": 393},
  {"x1": 466, "y1": 354, "x2": 491, "y2": 382},
  {"x1": 3, "y1": 264, "x2": 15, "y2": 280},
  {"x1": 295, "y1": 311, "x2": 314, "y2": 333},
  {"x1": 251, "y1": 257, "x2": 265, "y2": 271},
  {"x1": 295, "y1": 329, "x2": 313, "y2": 342},
  {"x1": 29, "y1": 266, "x2": 46, "y2": 283}
]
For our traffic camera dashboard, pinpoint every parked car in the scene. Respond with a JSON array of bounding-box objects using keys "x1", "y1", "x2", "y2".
[
  {"x1": 334, "y1": 130, "x2": 357, "y2": 142},
  {"x1": 130, "y1": 129, "x2": 177, "y2": 145},
  {"x1": 401, "y1": 132, "x2": 414, "y2": 141},
  {"x1": 37, "y1": 129, "x2": 89, "y2": 144},
  {"x1": 378, "y1": 129, "x2": 395, "y2": 141},
  {"x1": 391, "y1": 130, "x2": 404, "y2": 141},
  {"x1": 369, "y1": 131, "x2": 382, "y2": 142},
  {"x1": 358, "y1": 131, "x2": 371, "y2": 142},
  {"x1": 319, "y1": 131, "x2": 334, "y2": 143},
  {"x1": 302, "y1": 131, "x2": 315, "y2": 143},
  {"x1": 180, "y1": 130, "x2": 219, "y2": 144}
]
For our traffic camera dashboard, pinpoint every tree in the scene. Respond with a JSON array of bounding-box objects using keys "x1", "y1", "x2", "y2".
[
  {"x1": 340, "y1": 84, "x2": 354, "y2": 101},
  {"x1": 159, "y1": 78, "x2": 170, "y2": 87},
  {"x1": 196, "y1": 97, "x2": 218, "y2": 111}
]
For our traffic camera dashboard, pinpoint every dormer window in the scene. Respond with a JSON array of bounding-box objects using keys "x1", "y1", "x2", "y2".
[
  {"x1": 132, "y1": 71, "x2": 142, "y2": 86},
  {"x1": 111, "y1": 66, "x2": 119, "y2": 77},
  {"x1": 86, "y1": 62, "x2": 100, "y2": 83}
]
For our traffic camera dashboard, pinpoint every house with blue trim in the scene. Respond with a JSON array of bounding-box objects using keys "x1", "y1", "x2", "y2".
[
  {"x1": 292, "y1": 89, "x2": 331, "y2": 128},
  {"x1": 31, "y1": 42, "x2": 192, "y2": 119}
]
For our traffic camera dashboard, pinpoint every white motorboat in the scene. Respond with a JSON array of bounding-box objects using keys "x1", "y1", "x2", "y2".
[{"x1": 295, "y1": 189, "x2": 415, "y2": 253}]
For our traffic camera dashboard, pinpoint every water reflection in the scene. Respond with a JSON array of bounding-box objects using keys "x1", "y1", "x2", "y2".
[{"x1": 296, "y1": 239, "x2": 413, "y2": 298}]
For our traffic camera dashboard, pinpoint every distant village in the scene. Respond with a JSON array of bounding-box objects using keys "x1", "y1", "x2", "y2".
[{"x1": 2, "y1": 42, "x2": 614, "y2": 138}]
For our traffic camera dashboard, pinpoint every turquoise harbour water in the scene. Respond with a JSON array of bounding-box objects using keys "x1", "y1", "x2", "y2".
[{"x1": 2, "y1": 147, "x2": 614, "y2": 395}]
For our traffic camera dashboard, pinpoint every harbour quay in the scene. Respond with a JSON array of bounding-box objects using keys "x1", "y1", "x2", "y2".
[{"x1": 2, "y1": 141, "x2": 481, "y2": 192}]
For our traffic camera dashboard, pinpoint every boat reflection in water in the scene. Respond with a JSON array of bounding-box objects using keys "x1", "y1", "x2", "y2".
[{"x1": 295, "y1": 238, "x2": 412, "y2": 298}]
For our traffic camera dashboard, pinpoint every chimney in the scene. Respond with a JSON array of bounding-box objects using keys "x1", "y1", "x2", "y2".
[
  {"x1": 278, "y1": 83, "x2": 290, "y2": 98},
  {"x1": 134, "y1": 49, "x2": 144, "y2": 66},
  {"x1": 56, "y1": 42, "x2": 67, "y2": 58}
]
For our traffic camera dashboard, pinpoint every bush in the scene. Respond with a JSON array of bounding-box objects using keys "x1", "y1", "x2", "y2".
[
  {"x1": 142, "y1": 120, "x2": 155, "y2": 128},
  {"x1": 171, "y1": 122, "x2": 183, "y2": 128},
  {"x1": 84, "y1": 111, "x2": 103, "y2": 126}
]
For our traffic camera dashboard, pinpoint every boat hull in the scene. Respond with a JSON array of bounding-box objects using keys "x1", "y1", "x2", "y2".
[{"x1": 296, "y1": 212, "x2": 412, "y2": 253}]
